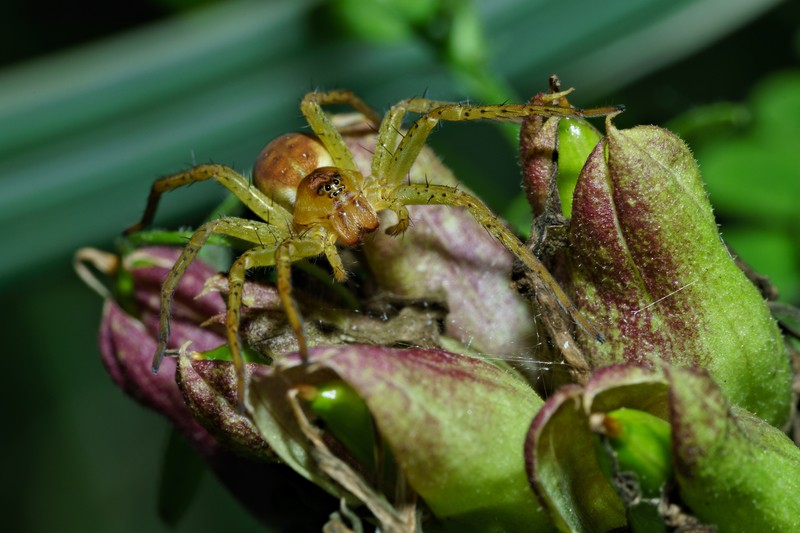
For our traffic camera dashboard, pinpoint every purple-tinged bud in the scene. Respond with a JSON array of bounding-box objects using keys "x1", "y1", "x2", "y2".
[
  {"x1": 177, "y1": 353, "x2": 275, "y2": 461},
  {"x1": 247, "y1": 346, "x2": 553, "y2": 532},
  {"x1": 353, "y1": 135, "x2": 539, "y2": 358},
  {"x1": 665, "y1": 366, "x2": 800, "y2": 530},
  {"x1": 99, "y1": 299, "x2": 217, "y2": 456},
  {"x1": 525, "y1": 364, "x2": 800, "y2": 532},
  {"x1": 567, "y1": 122, "x2": 791, "y2": 426},
  {"x1": 520, "y1": 84, "x2": 603, "y2": 219}
]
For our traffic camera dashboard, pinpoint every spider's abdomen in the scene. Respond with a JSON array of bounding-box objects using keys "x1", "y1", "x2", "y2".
[
  {"x1": 294, "y1": 167, "x2": 379, "y2": 246},
  {"x1": 252, "y1": 133, "x2": 333, "y2": 210}
]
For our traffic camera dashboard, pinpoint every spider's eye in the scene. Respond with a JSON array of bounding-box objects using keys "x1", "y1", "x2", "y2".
[{"x1": 316, "y1": 174, "x2": 346, "y2": 197}]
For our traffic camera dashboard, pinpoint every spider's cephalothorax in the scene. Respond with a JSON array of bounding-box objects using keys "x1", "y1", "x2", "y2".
[
  {"x1": 253, "y1": 133, "x2": 379, "y2": 245},
  {"x1": 125, "y1": 89, "x2": 620, "y2": 407},
  {"x1": 295, "y1": 167, "x2": 379, "y2": 246}
]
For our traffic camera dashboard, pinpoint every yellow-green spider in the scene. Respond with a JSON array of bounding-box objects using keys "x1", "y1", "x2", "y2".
[{"x1": 125, "y1": 90, "x2": 618, "y2": 407}]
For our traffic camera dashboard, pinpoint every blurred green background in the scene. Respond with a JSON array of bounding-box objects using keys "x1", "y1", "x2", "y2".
[{"x1": 1, "y1": 0, "x2": 798, "y2": 531}]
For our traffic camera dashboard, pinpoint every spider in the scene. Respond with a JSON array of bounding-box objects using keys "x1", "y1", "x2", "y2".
[{"x1": 125, "y1": 90, "x2": 619, "y2": 407}]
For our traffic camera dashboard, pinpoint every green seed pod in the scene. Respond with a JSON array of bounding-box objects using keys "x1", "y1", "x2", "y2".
[
  {"x1": 300, "y1": 380, "x2": 377, "y2": 472},
  {"x1": 592, "y1": 408, "x2": 673, "y2": 533},
  {"x1": 592, "y1": 408, "x2": 672, "y2": 499},
  {"x1": 519, "y1": 90, "x2": 602, "y2": 218}
]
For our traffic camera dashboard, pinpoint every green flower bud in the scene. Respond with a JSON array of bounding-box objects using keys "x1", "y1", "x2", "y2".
[
  {"x1": 520, "y1": 87, "x2": 603, "y2": 219},
  {"x1": 592, "y1": 408, "x2": 673, "y2": 533},
  {"x1": 299, "y1": 380, "x2": 378, "y2": 473},
  {"x1": 556, "y1": 118, "x2": 603, "y2": 217},
  {"x1": 567, "y1": 122, "x2": 792, "y2": 426},
  {"x1": 526, "y1": 366, "x2": 650, "y2": 532},
  {"x1": 592, "y1": 408, "x2": 672, "y2": 499},
  {"x1": 527, "y1": 364, "x2": 800, "y2": 532}
]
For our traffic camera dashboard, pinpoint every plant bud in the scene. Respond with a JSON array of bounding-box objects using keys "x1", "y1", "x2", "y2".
[
  {"x1": 567, "y1": 122, "x2": 791, "y2": 426},
  {"x1": 592, "y1": 408, "x2": 672, "y2": 533},
  {"x1": 299, "y1": 380, "x2": 378, "y2": 471},
  {"x1": 247, "y1": 346, "x2": 554, "y2": 532},
  {"x1": 591, "y1": 408, "x2": 672, "y2": 499},
  {"x1": 527, "y1": 364, "x2": 800, "y2": 532},
  {"x1": 177, "y1": 351, "x2": 275, "y2": 461},
  {"x1": 666, "y1": 366, "x2": 800, "y2": 530},
  {"x1": 96, "y1": 247, "x2": 228, "y2": 456},
  {"x1": 355, "y1": 134, "x2": 539, "y2": 359},
  {"x1": 519, "y1": 83, "x2": 603, "y2": 219},
  {"x1": 521, "y1": 107, "x2": 602, "y2": 218}
]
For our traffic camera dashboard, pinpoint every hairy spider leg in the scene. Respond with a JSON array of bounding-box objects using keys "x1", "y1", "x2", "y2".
[
  {"x1": 300, "y1": 91, "x2": 382, "y2": 173},
  {"x1": 381, "y1": 100, "x2": 622, "y2": 189},
  {"x1": 226, "y1": 229, "x2": 333, "y2": 406},
  {"x1": 363, "y1": 99, "x2": 613, "y2": 341},
  {"x1": 124, "y1": 164, "x2": 293, "y2": 235},
  {"x1": 152, "y1": 221, "x2": 342, "y2": 408},
  {"x1": 122, "y1": 164, "x2": 305, "y2": 405},
  {"x1": 393, "y1": 183, "x2": 604, "y2": 342},
  {"x1": 368, "y1": 97, "x2": 452, "y2": 186},
  {"x1": 299, "y1": 90, "x2": 417, "y2": 235},
  {"x1": 151, "y1": 217, "x2": 287, "y2": 373}
]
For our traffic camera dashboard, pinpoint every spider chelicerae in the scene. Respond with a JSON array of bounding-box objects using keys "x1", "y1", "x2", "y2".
[{"x1": 125, "y1": 89, "x2": 618, "y2": 406}]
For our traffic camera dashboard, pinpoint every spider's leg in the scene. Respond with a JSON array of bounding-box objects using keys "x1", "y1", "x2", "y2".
[
  {"x1": 383, "y1": 101, "x2": 622, "y2": 189},
  {"x1": 370, "y1": 97, "x2": 455, "y2": 187},
  {"x1": 393, "y1": 183, "x2": 604, "y2": 343},
  {"x1": 322, "y1": 231, "x2": 347, "y2": 282},
  {"x1": 224, "y1": 229, "x2": 338, "y2": 407},
  {"x1": 300, "y1": 91, "x2": 382, "y2": 173},
  {"x1": 383, "y1": 204, "x2": 410, "y2": 237},
  {"x1": 275, "y1": 236, "x2": 333, "y2": 354},
  {"x1": 153, "y1": 217, "x2": 282, "y2": 376},
  {"x1": 124, "y1": 164, "x2": 292, "y2": 234},
  {"x1": 274, "y1": 242, "x2": 309, "y2": 362}
]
